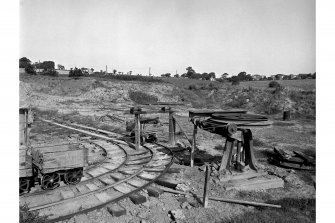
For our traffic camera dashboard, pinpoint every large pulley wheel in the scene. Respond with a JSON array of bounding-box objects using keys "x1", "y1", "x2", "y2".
[
  {"x1": 64, "y1": 169, "x2": 83, "y2": 185},
  {"x1": 41, "y1": 172, "x2": 60, "y2": 190},
  {"x1": 19, "y1": 178, "x2": 31, "y2": 195},
  {"x1": 211, "y1": 113, "x2": 268, "y2": 122}
]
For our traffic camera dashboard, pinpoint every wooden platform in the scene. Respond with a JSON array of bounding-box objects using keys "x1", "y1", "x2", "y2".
[{"x1": 219, "y1": 170, "x2": 284, "y2": 191}]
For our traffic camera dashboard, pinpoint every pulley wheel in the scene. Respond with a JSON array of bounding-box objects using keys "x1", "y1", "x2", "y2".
[{"x1": 211, "y1": 113, "x2": 268, "y2": 122}]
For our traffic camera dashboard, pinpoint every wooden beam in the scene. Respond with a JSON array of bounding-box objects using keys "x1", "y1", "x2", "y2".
[
  {"x1": 135, "y1": 114, "x2": 141, "y2": 150},
  {"x1": 236, "y1": 141, "x2": 242, "y2": 169},
  {"x1": 219, "y1": 138, "x2": 235, "y2": 171},
  {"x1": 203, "y1": 165, "x2": 210, "y2": 208},
  {"x1": 168, "y1": 111, "x2": 176, "y2": 146},
  {"x1": 159, "y1": 187, "x2": 281, "y2": 209},
  {"x1": 174, "y1": 116, "x2": 192, "y2": 145},
  {"x1": 191, "y1": 124, "x2": 197, "y2": 167}
]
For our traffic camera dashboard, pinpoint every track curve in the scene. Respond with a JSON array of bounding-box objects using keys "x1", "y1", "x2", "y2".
[{"x1": 20, "y1": 118, "x2": 175, "y2": 222}]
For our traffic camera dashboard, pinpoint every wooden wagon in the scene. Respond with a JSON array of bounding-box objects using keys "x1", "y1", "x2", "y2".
[{"x1": 19, "y1": 107, "x2": 88, "y2": 194}]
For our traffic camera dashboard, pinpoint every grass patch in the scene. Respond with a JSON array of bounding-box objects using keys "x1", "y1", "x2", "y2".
[
  {"x1": 128, "y1": 90, "x2": 158, "y2": 104},
  {"x1": 20, "y1": 203, "x2": 48, "y2": 223},
  {"x1": 272, "y1": 121, "x2": 296, "y2": 126},
  {"x1": 91, "y1": 73, "x2": 163, "y2": 83},
  {"x1": 227, "y1": 197, "x2": 315, "y2": 223},
  {"x1": 253, "y1": 138, "x2": 267, "y2": 147}
]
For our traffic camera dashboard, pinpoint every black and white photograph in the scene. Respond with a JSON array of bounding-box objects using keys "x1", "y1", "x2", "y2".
[{"x1": 9, "y1": 0, "x2": 322, "y2": 222}]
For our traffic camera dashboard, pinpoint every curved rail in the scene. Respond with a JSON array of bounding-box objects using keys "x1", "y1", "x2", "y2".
[{"x1": 20, "y1": 119, "x2": 175, "y2": 222}]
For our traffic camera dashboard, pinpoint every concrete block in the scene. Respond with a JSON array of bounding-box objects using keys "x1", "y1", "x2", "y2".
[
  {"x1": 155, "y1": 177, "x2": 179, "y2": 189},
  {"x1": 129, "y1": 193, "x2": 147, "y2": 205},
  {"x1": 107, "y1": 203, "x2": 126, "y2": 217},
  {"x1": 146, "y1": 186, "x2": 164, "y2": 198}
]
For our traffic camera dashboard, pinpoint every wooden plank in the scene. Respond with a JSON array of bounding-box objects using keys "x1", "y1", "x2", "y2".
[
  {"x1": 85, "y1": 183, "x2": 99, "y2": 191},
  {"x1": 37, "y1": 150, "x2": 85, "y2": 171},
  {"x1": 224, "y1": 176, "x2": 284, "y2": 191},
  {"x1": 203, "y1": 165, "x2": 210, "y2": 208},
  {"x1": 113, "y1": 183, "x2": 135, "y2": 194},
  {"x1": 219, "y1": 138, "x2": 235, "y2": 171},
  {"x1": 99, "y1": 176, "x2": 116, "y2": 185},
  {"x1": 219, "y1": 171, "x2": 268, "y2": 182},
  {"x1": 75, "y1": 184, "x2": 91, "y2": 194},
  {"x1": 95, "y1": 192, "x2": 114, "y2": 203},
  {"x1": 86, "y1": 167, "x2": 109, "y2": 177},
  {"x1": 191, "y1": 125, "x2": 197, "y2": 167},
  {"x1": 60, "y1": 188, "x2": 75, "y2": 200},
  {"x1": 33, "y1": 144, "x2": 80, "y2": 153},
  {"x1": 127, "y1": 178, "x2": 146, "y2": 188},
  {"x1": 293, "y1": 151, "x2": 315, "y2": 165}
]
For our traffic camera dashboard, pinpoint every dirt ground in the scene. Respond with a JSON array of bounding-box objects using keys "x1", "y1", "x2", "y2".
[{"x1": 20, "y1": 74, "x2": 315, "y2": 223}]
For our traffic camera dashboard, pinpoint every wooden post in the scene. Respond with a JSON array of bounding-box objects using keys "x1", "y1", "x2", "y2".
[
  {"x1": 219, "y1": 138, "x2": 235, "y2": 171},
  {"x1": 135, "y1": 114, "x2": 141, "y2": 150},
  {"x1": 168, "y1": 111, "x2": 175, "y2": 146},
  {"x1": 83, "y1": 145, "x2": 88, "y2": 167},
  {"x1": 191, "y1": 124, "x2": 197, "y2": 167},
  {"x1": 236, "y1": 141, "x2": 242, "y2": 169},
  {"x1": 203, "y1": 165, "x2": 210, "y2": 208}
]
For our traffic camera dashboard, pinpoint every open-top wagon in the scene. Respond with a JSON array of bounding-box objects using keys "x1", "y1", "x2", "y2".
[{"x1": 19, "y1": 107, "x2": 88, "y2": 194}]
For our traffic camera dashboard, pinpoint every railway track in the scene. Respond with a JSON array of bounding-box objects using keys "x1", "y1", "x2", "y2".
[{"x1": 21, "y1": 118, "x2": 175, "y2": 222}]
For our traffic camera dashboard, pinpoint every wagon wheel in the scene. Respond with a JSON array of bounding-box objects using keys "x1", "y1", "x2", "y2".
[
  {"x1": 41, "y1": 173, "x2": 60, "y2": 190},
  {"x1": 64, "y1": 169, "x2": 83, "y2": 185},
  {"x1": 19, "y1": 178, "x2": 31, "y2": 195}
]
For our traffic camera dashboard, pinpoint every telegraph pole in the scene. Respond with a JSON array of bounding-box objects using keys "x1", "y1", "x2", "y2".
[{"x1": 149, "y1": 67, "x2": 151, "y2": 76}]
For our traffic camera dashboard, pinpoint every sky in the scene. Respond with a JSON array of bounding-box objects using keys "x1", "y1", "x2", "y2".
[{"x1": 20, "y1": 0, "x2": 315, "y2": 76}]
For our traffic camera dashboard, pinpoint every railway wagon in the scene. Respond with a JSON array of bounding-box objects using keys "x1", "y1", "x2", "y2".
[{"x1": 19, "y1": 108, "x2": 88, "y2": 194}]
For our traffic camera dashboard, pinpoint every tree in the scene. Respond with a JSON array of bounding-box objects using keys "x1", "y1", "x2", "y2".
[
  {"x1": 186, "y1": 66, "x2": 196, "y2": 78},
  {"x1": 174, "y1": 73, "x2": 180, "y2": 78},
  {"x1": 25, "y1": 64, "x2": 36, "y2": 75},
  {"x1": 161, "y1": 73, "x2": 171, "y2": 77},
  {"x1": 201, "y1": 73, "x2": 209, "y2": 80},
  {"x1": 209, "y1": 72, "x2": 216, "y2": 79},
  {"x1": 90, "y1": 68, "x2": 94, "y2": 73},
  {"x1": 69, "y1": 67, "x2": 83, "y2": 77},
  {"x1": 19, "y1": 57, "x2": 31, "y2": 68},
  {"x1": 221, "y1": 73, "x2": 229, "y2": 79},
  {"x1": 113, "y1": 69, "x2": 117, "y2": 75},
  {"x1": 35, "y1": 61, "x2": 55, "y2": 70},
  {"x1": 57, "y1": 64, "x2": 65, "y2": 70}
]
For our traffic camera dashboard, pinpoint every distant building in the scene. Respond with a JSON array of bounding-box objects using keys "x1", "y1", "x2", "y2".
[
  {"x1": 298, "y1": 73, "x2": 311, "y2": 79},
  {"x1": 276, "y1": 74, "x2": 285, "y2": 80},
  {"x1": 55, "y1": 69, "x2": 70, "y2": 75},
  {"x1": 289, "y1": 74, "x2": 298, "y2": 80},
  {"x1": 271, "y1": 75, "x2": 276, "y2": 80},
  {"x1": 252, "y1": 74, "x2": 265, "y2": 81}
]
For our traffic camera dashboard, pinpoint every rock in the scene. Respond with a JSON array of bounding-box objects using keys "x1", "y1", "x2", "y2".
[
  {"x1": 137, "y1": 212, "x2": 148, "y2": 219},
  {"x1": 212, "y1": 178, "x2": 220, "y2": 184},
  {"x1": 180, "y1": 201, "x2": 192, "y2": 209},
  {"x1": 199, "y1": 165, "x2": 206, "y2": 172},
  {"x1": 142, "y1": 201, "x2": 150, "y2": 208},
  {"x1": 176, "y1": 183, "x2": 190, "y2": 192},
  {"x1": 169, "y1": 209, "x2": 185, "y2": 220}
]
